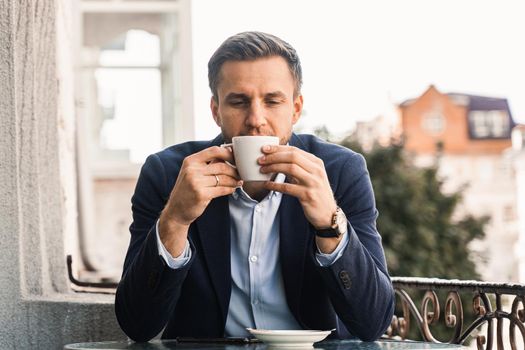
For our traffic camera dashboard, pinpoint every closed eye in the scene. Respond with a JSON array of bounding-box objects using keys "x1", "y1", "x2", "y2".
[
  {"x1": 265, "y1": 92, "x2": 287, "y2": 106},
  {"x1": 265, "y1": 97, "x2": 285, "y2": 106},
  {"x1": 227, "y1": 98, "x2": 249, "y2": 108},
  {"x1": 224, "y1": 93, "x2": 250, "y2": 108},
  {"x1": 230, "y1": 100, "x2": 246, "y2": 106}
]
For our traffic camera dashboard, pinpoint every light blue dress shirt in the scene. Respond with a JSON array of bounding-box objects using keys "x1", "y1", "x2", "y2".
[{"x1": 156, "y1": 173, "x2": 348, "y2": 337}]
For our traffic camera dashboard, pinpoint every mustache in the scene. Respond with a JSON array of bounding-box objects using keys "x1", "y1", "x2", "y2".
[{"x1": 239, "y1": 129, "x2": 275, "y2": 137}]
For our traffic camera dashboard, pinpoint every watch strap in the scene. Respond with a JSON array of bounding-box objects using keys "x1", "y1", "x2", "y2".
[
  {"x1": 314, "y1": 207, "x2": 347, "y2": 238},
  {"x1": 315, "y1": 227, "x2": 342, "y2": 238}
]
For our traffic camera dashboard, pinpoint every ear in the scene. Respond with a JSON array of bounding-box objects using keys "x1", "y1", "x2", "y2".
[
  {"x1": 292, "y1": 94, "x2": 303, "y2": 125},
  {"x1": 210, "y1": 96, "x2": 221, "y2": 127}
]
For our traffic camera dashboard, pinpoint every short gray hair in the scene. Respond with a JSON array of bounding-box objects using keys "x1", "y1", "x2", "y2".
[{"x1": 208, "y1": 31, "x2": 302, "y2": 100}]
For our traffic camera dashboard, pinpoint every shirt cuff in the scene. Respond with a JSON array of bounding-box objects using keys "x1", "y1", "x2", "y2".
[
  {"x1": 315, "y1": 231, "x2": 349, "y2": 266},
  {"x1": 155, "y1": 219, "x2": 192, "y2": 269}
]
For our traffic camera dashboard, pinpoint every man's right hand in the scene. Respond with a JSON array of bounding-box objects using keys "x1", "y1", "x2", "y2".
[{"x1": 158, "y1": 146, "x2": 242, "y2": 257}]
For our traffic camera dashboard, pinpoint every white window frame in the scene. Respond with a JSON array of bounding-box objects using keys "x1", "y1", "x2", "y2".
[
  {"x1": 422, "y1": 111, "x2": 446, "y2": 134},
  {"x1": 469, "y1": 110, "x2": 510, "y2": 139},
  {"x1": 74, "y1": 0, "x2": 194, "y2": 279}
]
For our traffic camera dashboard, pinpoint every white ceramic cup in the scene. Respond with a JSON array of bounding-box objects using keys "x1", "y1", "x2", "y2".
[{"x1": 222, "y1": 136, "x2": 279, "y2": 182}]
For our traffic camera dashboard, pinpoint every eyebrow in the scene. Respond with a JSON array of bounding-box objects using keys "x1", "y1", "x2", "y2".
[
  {"x1": 224, "y1": 91, "x2": 287, "y2": 100},
  {"x1": 224, "y1": 93, "x2": 248, "y2": 101},
  {"x1": 265, "y1": 91, "x2": 287, "y2": 100}
]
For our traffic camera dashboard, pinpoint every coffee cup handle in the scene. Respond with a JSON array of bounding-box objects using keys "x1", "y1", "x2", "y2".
[{"x1": 220, "y1": 143, "x2": 237, "y2": 169}]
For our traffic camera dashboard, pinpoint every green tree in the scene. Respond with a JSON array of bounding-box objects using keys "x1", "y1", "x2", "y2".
[
  {"x1": 337, "y1": 138, "x2": 487, "y2": 279},
  {"x1": 333, "y1": 137, "x2": 488, "y2": 342}
]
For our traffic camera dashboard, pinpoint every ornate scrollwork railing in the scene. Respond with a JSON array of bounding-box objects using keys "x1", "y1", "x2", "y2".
[{"x1": 384, "y1": 277, "x2": 525, "y2": 349}]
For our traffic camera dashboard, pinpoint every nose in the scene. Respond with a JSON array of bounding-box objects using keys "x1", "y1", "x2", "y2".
[{"x1": 245, "y1": 101, "x2": 266, "y2": 129}]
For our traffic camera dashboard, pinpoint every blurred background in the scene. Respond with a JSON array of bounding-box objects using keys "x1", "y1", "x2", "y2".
[{"x1": 73, "y1": 0, "x2": 525, "y2": 291}]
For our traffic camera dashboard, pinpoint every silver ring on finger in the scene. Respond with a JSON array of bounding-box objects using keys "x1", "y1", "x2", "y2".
[{"x1": 214, "y1": 174, "x2": 220, "y2": 187}]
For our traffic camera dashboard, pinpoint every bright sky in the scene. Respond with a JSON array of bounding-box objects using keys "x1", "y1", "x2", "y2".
[{"x1": 191, "y1": 0, "x2": 525, "y2": 140}]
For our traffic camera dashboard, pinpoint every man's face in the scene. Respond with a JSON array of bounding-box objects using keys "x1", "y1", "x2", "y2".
[{"x1": 211, "y1": 56, "x2": 303, "y2": 144}]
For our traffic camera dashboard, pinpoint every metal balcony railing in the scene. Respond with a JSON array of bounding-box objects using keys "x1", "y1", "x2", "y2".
[
  {"x1": 67, "y1": 255, "x2": 525, "y2": 349},
  {"x1": 386, "y1": 277, "x2": 525, "y2": 350}
]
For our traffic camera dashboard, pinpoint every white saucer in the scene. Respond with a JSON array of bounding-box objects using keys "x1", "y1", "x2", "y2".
[{"x1": 246, "y1": 328, "x2": 333, "y2": 348}]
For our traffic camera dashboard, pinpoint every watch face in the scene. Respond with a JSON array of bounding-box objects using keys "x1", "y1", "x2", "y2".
[
  {"x1": 316, "y1": 207, "x2": 347, "y2": 238},
  {"x1": 335, "y1": 208, "x2": 348, "y2": 234}
]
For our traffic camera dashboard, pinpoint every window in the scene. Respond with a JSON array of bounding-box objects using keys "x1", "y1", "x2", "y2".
[
  {"x1": 422, "y1": 111, "x2": 445, "y2": 134},
  {"x1": 468, "y1": 110, "x2": 510, "y2": 139},
  {"x1": 74, "y1": 2, "x2": 193, "y2": 287},
  {"x1": 88, "y1": 29, "x2": 162, "y2": 166}
]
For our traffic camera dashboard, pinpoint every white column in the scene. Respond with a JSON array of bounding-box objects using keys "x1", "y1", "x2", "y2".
[
  {"x1": 173, "y1": 0, "x2": 195, "y2": 143},
  {"x1": 0, "y1": 0, "x2": 123, "y2": 347}
]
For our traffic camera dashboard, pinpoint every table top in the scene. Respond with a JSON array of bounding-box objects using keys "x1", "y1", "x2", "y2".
[{"x1": 64, "y1": 339, "x2": 465, "y2": 350}]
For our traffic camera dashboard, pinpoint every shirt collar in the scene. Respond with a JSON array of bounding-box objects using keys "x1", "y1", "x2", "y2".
[{"x1": 269, "y1": 173, "x2": 286, "y2": 199}]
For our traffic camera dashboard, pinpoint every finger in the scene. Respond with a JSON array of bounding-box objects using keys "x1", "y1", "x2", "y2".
[
  {"x1": 261, "y1": 144, "x2": 291, "y2": 154},
  {"x1": 204, "y1": 174, "x2": 243, "y2": 188},
  {"x1": 204, "y1": 161, "x2": 240, "y2": 179},
  {"x1": 260, "y1": 145, "x2": 323, "y2": 173},
  {"x1": 190, "y1": 146, "x2": 235, "y2": 164},
  {"x1": 260, "y1": 163, "x2": 311, "y2": 184},
  {"x1": 258, "y1": 150, "x2": 312, "y2": 171},
  {"x1": 261, "y1": 145, "x2": 318, "y2": 162},
  {"x1": 264, "y1": 181, "x2": 303, "y2": 198}
]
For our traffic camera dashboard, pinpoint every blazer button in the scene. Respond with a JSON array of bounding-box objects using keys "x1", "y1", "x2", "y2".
[{"x1": 339, "y1": 270, "x2": 351, "y2": 290}]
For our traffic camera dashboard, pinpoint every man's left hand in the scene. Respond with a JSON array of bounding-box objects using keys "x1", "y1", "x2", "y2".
[{"x1": 259, "y1": 144, "x2": 338, "y2": 231}]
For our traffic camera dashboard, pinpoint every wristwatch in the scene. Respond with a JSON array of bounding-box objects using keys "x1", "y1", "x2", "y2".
[{"x1": 315, "y1": 207, "x2": 348, "y2": 238}]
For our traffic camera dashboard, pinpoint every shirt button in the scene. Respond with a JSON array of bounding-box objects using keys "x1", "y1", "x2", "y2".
[
  {"x1": 252, "y1": 300, "x2": 259, "y2": 305},
  {"x1": 255, "y1": 205, "x2": 261, "y2": 212},
  {"x1": 250, "y1": 255, "x2": 258, "y2": 263}
]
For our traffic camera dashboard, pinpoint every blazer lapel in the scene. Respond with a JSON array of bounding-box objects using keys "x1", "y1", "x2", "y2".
[
  {"x1": 195, "y1": 195, "x2": 231, "y2": 324},
  {"x1": 194, "y1": 134, "x2": 231, "y2": 323},
  {"x1": 279, "y1": 133, "x2": 311, "y2": 322},
  {"x1": 279, "y1": 192, "x2": 310, "y2": 323}
]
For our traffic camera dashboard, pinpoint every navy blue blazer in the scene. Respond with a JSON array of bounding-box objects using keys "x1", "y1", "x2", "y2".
[{"x1": 115, "y1": 133, "x2": 395, "y2": 342}]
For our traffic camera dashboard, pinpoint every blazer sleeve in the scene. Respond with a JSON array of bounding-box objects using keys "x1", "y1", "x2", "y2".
[
  {"x1": 114, "y1": 153, "x2": 195, "y2": 342},
  {"x1": 316, "y1": 152, "x2": 395, "y2": 341}
]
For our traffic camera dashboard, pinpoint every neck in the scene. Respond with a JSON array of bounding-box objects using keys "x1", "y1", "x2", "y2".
[{"x1": 242, "y1": 182, "x2": 269, "y2": 202}]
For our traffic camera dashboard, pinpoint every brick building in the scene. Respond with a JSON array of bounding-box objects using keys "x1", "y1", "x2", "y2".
[
  {"x1": 400, "y1": 85, "x2": 514, "y2": 155},
  {"x1": 399, "y1": 86, "x2": 519, "y2": 282}
]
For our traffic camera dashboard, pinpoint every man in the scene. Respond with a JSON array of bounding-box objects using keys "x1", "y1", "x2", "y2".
[{"x1": 115, "y1": 31, "x2": 394, "y2": 342}]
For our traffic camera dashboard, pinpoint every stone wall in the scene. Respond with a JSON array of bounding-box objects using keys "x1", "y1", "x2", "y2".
[{"x1": 0, "y1": 0, "x2": 125, "y2": 348}]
